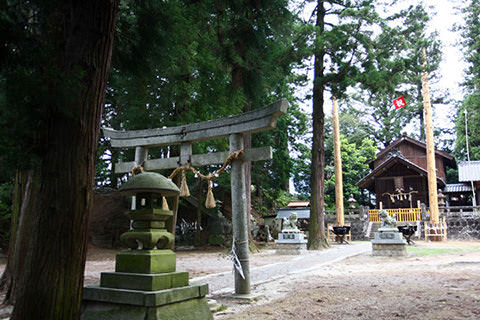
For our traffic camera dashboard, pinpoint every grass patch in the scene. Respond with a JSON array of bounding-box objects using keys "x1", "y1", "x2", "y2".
[
  {"x1": 407, "y1": 247, "x2": 463, "y2": 256},
  {"x1": 216, "y1": 305, "x2": 228, "y2": 313},
  {"x1": 407, "y1": 245, "x2": 480, "y2": 256}
]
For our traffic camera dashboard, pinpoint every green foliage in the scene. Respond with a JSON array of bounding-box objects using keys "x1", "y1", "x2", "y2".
[
  {"x1": 97, "y1": 0, "x2": 309, "y2": 221},
  {"x1": 455, "y1": 93, "x2": 480, "y2": 160},
  {"x1": 253, "y1": 101, "x2": 310, "y2": 194},
  {"x1": 325, "y1": 135, "x2": 376, "y2": 209},
  {"x1": 455, "y1": 1, "x2": 480, "y2": 160},
  {"x1": 353, "y1": 3, "x2": 445, "y2": 147},
  {"x1": 208, "y1": 234, "x2": 226, "y2": 246},
  {"x1": 253, "y1": 188, "x2": 296, "y2": 217},
  {"x1": 457, "y1": 0, "x2": 480, "y2": 91},
  {"x1": 293, "y1": 109, "x2": 377, "y2": 207},
  {"x1": 0, "y1": 1, "x2": 97, "y2": 177}
]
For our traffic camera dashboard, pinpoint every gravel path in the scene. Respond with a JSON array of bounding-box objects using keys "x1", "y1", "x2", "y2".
[{"x1": 191, "y1": 242, "x2": 371, "y2": 294}]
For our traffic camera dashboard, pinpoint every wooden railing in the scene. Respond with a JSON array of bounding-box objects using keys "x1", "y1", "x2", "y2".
[{"x1": 369, "y1": 208, "x2": 422, "y2": 222}]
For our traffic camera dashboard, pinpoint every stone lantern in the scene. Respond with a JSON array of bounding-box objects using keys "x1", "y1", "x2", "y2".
[
  {"x1": 82, "y1": 172, "x2": 212, "y2": 320},
  {"x1": 347, "y1": 194, "x2": 357, "y2": 209},
  {"x1": 438, "y1": 189, "x2": 446, "y2": 214},
  {"x1": 116, "y1": 172, "x2": 179, "y2": 273}
]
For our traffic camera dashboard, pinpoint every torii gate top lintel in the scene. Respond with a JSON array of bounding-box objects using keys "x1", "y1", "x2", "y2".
[
  {"x1": 103, "y1": 99, "x2": 287, "y2": 149},
  {"x1": 104, "y1": 99, "x2": 288, "y2": 173}
]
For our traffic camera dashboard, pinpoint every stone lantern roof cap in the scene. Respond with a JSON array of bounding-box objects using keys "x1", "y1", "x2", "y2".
[{"x1": 119, "y1": 171, "x2": 180, "y2": 196}]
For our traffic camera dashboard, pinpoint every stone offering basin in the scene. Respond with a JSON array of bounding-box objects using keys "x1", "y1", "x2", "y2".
[
  {"x1": 397, "y1": 225, "x2": 417, "y2": 245},
  {"x1": 332, "y1": 226, "x2": 351, "y2": 244}
]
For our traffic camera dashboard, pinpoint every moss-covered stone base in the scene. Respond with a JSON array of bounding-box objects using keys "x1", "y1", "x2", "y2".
[
  {"x1": 115, "y1": 249, "x2": 176, "y2": 273},
  {"x1": 82, "y1": 284, "x2": 212, "y2": 320},
  {"x1": 82, "y1": 295, "x2": 212, "y2": 320},
  {"x1": 101, "y1": 271, "x2": 189, "y2": 291}
]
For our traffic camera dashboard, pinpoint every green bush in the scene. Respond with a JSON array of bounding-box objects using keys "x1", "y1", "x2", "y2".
[{"x1": 208, "y1": 234, "x2": 225, "y2": 246}]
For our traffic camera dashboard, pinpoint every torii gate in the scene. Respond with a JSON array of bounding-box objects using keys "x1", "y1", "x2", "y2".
[{"x1": 103, "y1": 99, "x2": 288, "y2": 295}]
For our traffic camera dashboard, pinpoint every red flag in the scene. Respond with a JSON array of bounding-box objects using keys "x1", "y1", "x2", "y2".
[{"x1": 394, "y1": 96, "x2": 407, "y2": 110}]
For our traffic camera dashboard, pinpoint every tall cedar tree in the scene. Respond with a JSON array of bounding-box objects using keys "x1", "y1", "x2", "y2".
[
  {"x1": 100, "y1": 0, "x2": 304, "y2": 201},
  {"x1": 100, "y1": 0, "x2": 241, "y2": 187},
  {"x1": 455, "y1": 0, "x2": 480, "y2": 160},
  {"x1": 355, "y1": 3, "x2": 443, "y2": 147},
  {"x1": 215, "y1": 0, "x2": 297, "y2": 221},
  {"x1": 0, "y1": 1, "x2": 119, "y2": 318},
  {"x1": 308, "y1": 0, "x2": 379, "y2": 249},
  {"x1": 294, "y1": 111, "x2": 376, "y2": 208}
]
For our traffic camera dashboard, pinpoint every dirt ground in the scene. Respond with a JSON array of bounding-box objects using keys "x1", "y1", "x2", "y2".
[
  {"x1": 1, "y1": 241, "x2": 479, "y2": 319},
  {"x1": 83, "y1": 244, "x2": 295, "y2": 286},
  {"x1": 214, "y1": 241, "x2": 480, "y2": 320}
]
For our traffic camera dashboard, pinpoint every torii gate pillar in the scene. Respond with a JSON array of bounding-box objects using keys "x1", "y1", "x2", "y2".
[{"x1": 230, "y1": 133, "x2": 250, "y2": 294}]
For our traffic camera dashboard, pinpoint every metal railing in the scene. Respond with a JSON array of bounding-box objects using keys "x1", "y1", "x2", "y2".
[
  {"x1": 439, "y1": 206, "x2": 480, "y2": 214},
  {"x1": 369, "y1": 208, "x2": 422, "y2": 222}
]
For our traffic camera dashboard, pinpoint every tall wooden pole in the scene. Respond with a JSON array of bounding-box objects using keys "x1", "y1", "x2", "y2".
[
  {"x1": 332, "y1": 97, "x2": 344, "y2": 226},
  {"x1": 421, "y1": 48, "x2": 439, "y2": 225}
]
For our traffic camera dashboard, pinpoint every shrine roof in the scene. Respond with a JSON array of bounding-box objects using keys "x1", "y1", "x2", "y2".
[
  {"x1": 286, "y1": 200, "x2": 310, "y2": 208},
  {"x1": 443, "y1": 183, "x2": 472, "y2": 193},
  {"x1": 357, "y1": 154, "x2": 446, "y2": 190},
  {"x1": 458, "y1": 161, "x2": 480, "y2": 182},
  {"x1": 275, "y1": 208, "x2": 310, "y2": 219},
  {"x1": 372, "y1": 135, "x2": 455, "y2": 168}
]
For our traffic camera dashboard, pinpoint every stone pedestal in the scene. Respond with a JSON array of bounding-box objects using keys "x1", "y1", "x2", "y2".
[
  {"x1": 82, "y1": 282, "x2": 211, "y2": 320},
  {"x1": 82, "y1": 249, "x2": 213, "y2": 320},
  {"x1": 371, "y1": 230, "x2": 407, "y2": 257},
  {"x1": 275, "y1": 230, "x2": 307, "y2": 255}
]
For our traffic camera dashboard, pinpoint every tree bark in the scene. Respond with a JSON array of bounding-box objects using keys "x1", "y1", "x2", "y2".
[
  {"x1": 11, "y1": 1, "x2": 119, "y2": 319},
  {"x1": 308, "y1": 0, "x2": 328, "y2": 250},
  {"x1": 0, "y1": 170, "x2": 29, "y2": 305}
]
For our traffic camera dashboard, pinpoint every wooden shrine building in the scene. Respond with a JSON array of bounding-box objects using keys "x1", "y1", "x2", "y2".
[{"x1": 357, "y1": 134, "x2": 456, "y2": 209}]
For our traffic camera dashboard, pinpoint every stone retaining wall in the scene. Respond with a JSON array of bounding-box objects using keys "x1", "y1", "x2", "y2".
[
  {"x1": 432, "y1": 212, "x2": 480, "y2": 240},
  {"x1": 325, "y1": 209, "x2": 480, "y2": 241},
  {"x1": 325, "y1": 211, "x2": 369, "y2": 241}
]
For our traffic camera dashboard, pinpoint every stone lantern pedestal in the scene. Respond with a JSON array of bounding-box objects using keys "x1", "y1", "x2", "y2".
[
  {"x1": 82, "y1": 172, "x2": 212, "y2": 320},
  {"x1": 371, "y1": 210, "x2": 406, "y2": 257}
]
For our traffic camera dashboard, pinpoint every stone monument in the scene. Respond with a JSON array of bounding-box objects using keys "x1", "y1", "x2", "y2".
[
  {"x1": 275, "y1": 213, "x2": 307, "y2": 255},
  {"x1": 371, "y1": 210, "x2": 407, "y2": 256},
  {"x1": 82, "y1": 172, "x2": 212, "y2": 320}
]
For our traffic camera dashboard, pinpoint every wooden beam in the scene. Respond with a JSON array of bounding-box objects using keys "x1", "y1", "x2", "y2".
[
  {"x1": 103, "y1": 99, "x2": 288, "y2": 149},
  {"x1": 422, "y1": 48, "x2": 440, "y2": 225},
  {"x1": 332, "y1": 97, "x2": 344, "y2": 226},
  {"x1": 114, "y1": 147, "x2": 272, "y2": 174}
]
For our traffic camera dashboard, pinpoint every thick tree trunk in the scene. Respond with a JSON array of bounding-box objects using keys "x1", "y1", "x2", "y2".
[
  {"x1": 11, "y1": 1, "x2": 119, "y2": 319},
  {"x1": 0, "y1": 170, "x2": 29, "y2": 305},
  {"x1": 308, "y1": 0, "x2": 328, "y2": 250}
]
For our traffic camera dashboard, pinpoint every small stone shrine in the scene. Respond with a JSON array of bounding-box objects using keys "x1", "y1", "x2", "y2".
[
  {"x1": 82, "y1": 172, "x2": 212, "y2": 320},
  {"x1": 275, "y1": 213, "x2": 307, "y2": 255},
  {"x1": 371, "y1": 210, "x2": 407, "y2": 256}
]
